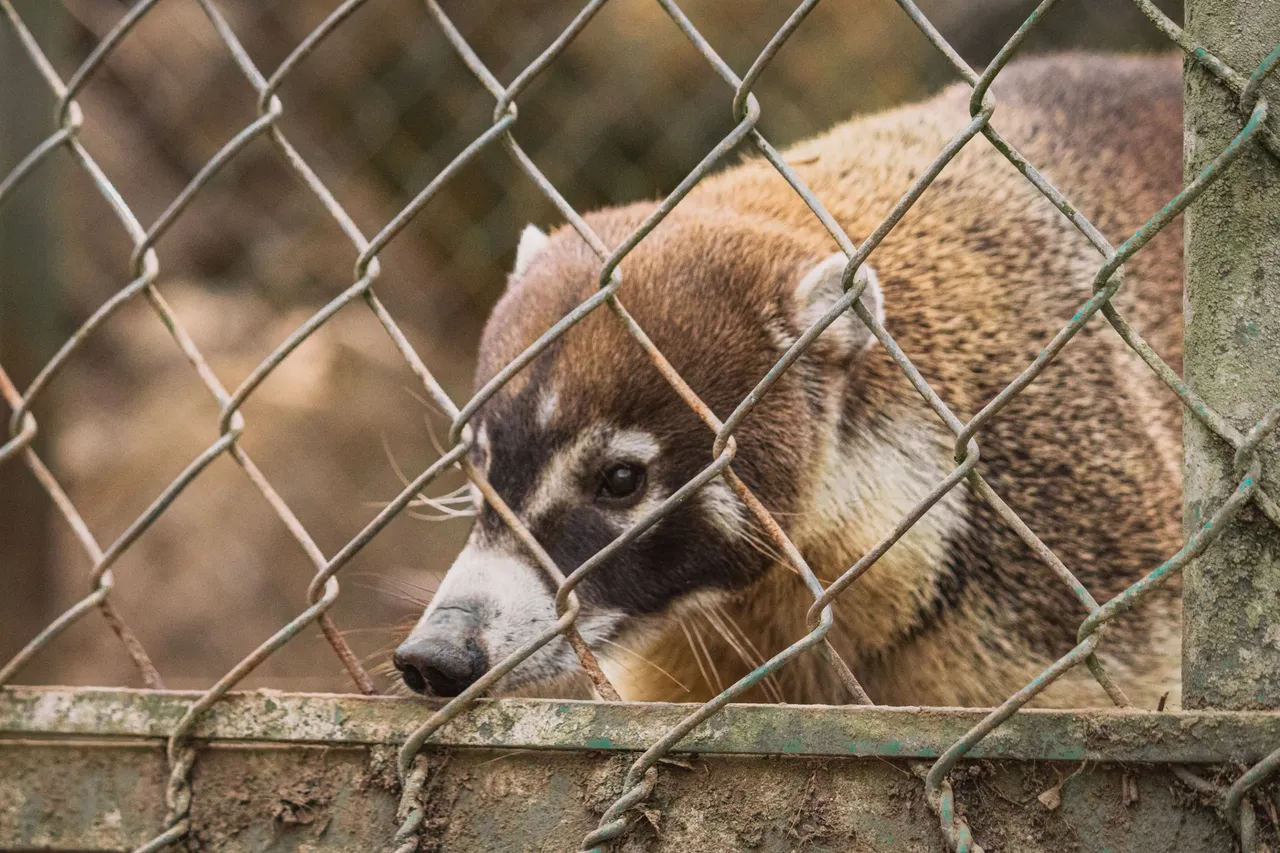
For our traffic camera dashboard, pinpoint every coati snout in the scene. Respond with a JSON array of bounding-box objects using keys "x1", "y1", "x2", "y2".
[{"x1": 397, "y1": 53, "x2": 1186, "y2": 708}]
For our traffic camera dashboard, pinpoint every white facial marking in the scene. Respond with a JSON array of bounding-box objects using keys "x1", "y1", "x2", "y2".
[
  {"x1": 699, "y1": 477, "x2": 747, "y2": 539},
  {"x1": 606, "y1": 429, "x2": 661, "y2": 464},
  {"x1": 522, "y1": 429, "x2": 599, "y2": 522},
  {"x1": 522, "y1": 426, "x2": 663, "y2": 523},
  {"x1": 420, "y1": 546, "x2": 540, "y2": 621},
  {"x1": 413, "y1": 541, "x2": 625, "y2": 694}
]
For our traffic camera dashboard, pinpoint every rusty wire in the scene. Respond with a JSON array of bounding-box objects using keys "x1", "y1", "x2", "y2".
[{"x1": 1, "y1": 0, "x2": 1279, "y2": 852}]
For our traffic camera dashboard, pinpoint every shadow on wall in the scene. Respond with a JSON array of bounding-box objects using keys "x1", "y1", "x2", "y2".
[{"x1": 0, "y1": 0, "x2": 1179, "y2": 692}]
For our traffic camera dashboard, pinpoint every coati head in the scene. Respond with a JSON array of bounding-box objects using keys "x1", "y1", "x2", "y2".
[{"x1": 394, "y1": 202, "x2": 883, "y2": 698}]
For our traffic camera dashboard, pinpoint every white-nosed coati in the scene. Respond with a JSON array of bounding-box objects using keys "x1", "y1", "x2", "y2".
[{"x1": 395, "y1": 53, "x2": 1184, "y2": 709}]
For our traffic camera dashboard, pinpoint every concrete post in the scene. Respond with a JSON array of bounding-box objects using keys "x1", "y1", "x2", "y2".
[{"x1": 1181, "y1": 3, "x2": 1280, "y2": 710}]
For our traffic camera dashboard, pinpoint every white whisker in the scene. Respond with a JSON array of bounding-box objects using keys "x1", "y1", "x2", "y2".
[
  {"x1": 598, "y1": 637, "x2": 690, "y2": 693},
  {"x1": 686, "y1": 617, "x2": 724, "y2": 695},
  {"x1": 401, "y1": 384, "x2": 448, "y2": 419},
  {"x1": 380, "y1": 432, "x2": 414, "y2": 490},
  {"x1": 679, "y1": 618, "x2": 717, "y2": 695},
  {"x1": 710, "y1": 603, "x2": 784, "y2": 703},
  {"x1": 409, "y1": 495, "x2": 476, "y2": 517}
]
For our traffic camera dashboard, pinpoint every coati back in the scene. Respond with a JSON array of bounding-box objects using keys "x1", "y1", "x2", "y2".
[{"x1": 395, "y1": 53, "x2": 1185, "y2": 708}]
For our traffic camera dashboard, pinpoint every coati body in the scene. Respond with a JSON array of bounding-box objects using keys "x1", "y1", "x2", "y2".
[{"x1": 395, "y1": 53, "x2": 1185, "y2": 708}]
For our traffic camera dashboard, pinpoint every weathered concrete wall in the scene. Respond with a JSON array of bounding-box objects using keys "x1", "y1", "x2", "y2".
[
  {"x1": 0, "y1": 741, "x2": 1241, "y2": 852},
  {"x1": 3, "y1": 687, "x2": 1279, "y2": 851}
]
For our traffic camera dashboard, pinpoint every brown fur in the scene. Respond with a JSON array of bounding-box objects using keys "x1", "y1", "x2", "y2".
[{"x1": 480, "y1": 53, "x2": 1185, "y2": 708}]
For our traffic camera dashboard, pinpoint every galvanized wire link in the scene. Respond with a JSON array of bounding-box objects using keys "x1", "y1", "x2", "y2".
[{"x1": 3, "y1": 0, "x2": 1280, "y2": 851}]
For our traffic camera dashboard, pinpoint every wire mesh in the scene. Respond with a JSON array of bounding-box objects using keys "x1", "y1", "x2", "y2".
[{"x1": 1, "y1": 0, "x2": 1278, "y2": 851}]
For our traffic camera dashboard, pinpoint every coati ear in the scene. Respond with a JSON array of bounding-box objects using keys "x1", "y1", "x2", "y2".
[
  {"x1": 794, "y1": 252, "x2": 884, "y2": 359},
  {"x1": 512, "y1": 224, "x2": 550, "y2": 278}
]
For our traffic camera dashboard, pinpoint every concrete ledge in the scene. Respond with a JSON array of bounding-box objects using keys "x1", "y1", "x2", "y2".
[{"x1": 5, "y1": 685, "x2": 1280, "y2": 762}]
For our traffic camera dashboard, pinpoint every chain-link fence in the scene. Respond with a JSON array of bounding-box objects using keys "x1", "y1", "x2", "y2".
[
  {"x1": 9, "y1": 0, "x2": 1189, "y2": 696},
  {"x1": 2, "y1": 0, "x2": 1279, "y2": 851}
]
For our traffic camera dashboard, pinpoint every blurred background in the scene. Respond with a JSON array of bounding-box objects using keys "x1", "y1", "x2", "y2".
[{"x1": 0, "y1": 0, "x2": 1179, "y2": 692}]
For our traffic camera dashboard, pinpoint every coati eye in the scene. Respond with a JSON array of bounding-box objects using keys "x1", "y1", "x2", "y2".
[{"x1": 598, "y1": 463, "x2": 646, "y2": 504}]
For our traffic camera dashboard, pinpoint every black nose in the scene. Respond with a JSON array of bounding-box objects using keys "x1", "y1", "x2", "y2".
[{"x1": 393, "y1": 635, "x2": 487, "y2": 697}]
